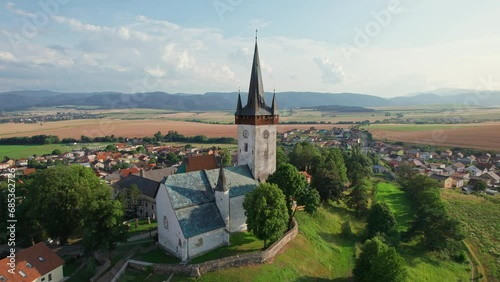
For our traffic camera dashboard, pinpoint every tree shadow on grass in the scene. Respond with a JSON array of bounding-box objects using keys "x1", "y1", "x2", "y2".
[{"x1": 319, "y1": 232, "x2": 356, "y2": 248}]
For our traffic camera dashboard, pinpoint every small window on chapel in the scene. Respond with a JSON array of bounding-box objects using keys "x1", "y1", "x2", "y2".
[{"x1": 244, "y1": 143, "x2": 248, "y2": 152}]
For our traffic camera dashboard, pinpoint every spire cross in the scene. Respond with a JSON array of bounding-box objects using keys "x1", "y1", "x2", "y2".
[{"x1": 255, "y1": 29, "x2": 258, "y2": 41}]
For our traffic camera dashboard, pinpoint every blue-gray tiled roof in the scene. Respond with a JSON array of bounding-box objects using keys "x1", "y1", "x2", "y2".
[
  {"x1": 205, "y1": 165, "x2": 258, "y2": 198},
  {"x1": 162, "y1": 165, "x2": 257, "y2": 238},
  {"x1": 175, "y1": 203, "x2": 226, "y2": 238}
]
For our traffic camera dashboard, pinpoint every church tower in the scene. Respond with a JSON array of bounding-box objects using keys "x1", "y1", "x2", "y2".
[{"x1": 235, "y1": 36, "x2": 279, "y2": 181}]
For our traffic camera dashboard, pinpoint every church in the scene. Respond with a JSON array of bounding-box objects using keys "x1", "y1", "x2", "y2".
[{"x1": 155, "y1": 37, "x2": 279, "y2": 261}]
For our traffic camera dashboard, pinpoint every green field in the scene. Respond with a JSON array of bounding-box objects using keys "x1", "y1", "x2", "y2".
[
  {"x1": 0, "y1": 143, "x2": 110, "y2": 159},
  {"x1": 374, "y1": 182, "x2": 414, "y2": 231},
  {"x1": 442, "y1": 190, "x2": 500, "y2": 281},
  {"x1": 161, "y1": 142, "x2": 237, "y2": 151},
  {"x1": 374, "y1": 182, "x2": 470, "y2": 282}
]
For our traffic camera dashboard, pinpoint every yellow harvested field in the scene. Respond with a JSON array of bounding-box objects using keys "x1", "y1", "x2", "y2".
[
  {"x1": 0, "y1": 119, "x2": 338, "y2": 139},
  {"x1": 370, "y1": 122, "x2": 500, "y2": 150}
]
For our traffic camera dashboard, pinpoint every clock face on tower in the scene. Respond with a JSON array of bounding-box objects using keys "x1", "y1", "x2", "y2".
[
  {"x1": 243, "y1": 130, "x2": 249, "y2": 138},
  {"x1": 263, "y1": 130, "x2": 270, "y2": 139}
]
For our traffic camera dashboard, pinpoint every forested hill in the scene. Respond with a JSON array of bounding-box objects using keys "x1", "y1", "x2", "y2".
[{"x1": 1, "y1": 89, "x2": 499, "y2": 111}]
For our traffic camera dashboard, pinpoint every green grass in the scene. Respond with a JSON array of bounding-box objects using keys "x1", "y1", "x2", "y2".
[
  {"x1": 132, "y1": 248, "x2": 180, "y2": 264},
  {"x1": 189, "y1": 232, "x2": 263, "y2": 264},
  {"x1": 442, "y1": 189, "x2": 500, "y2": 281},
  {"x1": 374, "y1": 182, "x2": 469, "y2": 281},
  {"x1": 0, "y1": 142, "x2": 110, "y2": 159},
  {"x1": 173, "y1": 203, "x2": 362, "y2": 281},
  {"x1": 62, "y1": 257, "x2": 82, "y2": 277},
  {"x1": 374, "y1": 182, "x2": 414, "y2": 232},
  {"x1": 118, "y1": 267, "x2": 168, "y2": 282},
  {"x1": 127, "y1": 219, "x2": 158, "y2": 237},
  {"x1": 65, "y1": 263, "x2": 95, "y2": 282}
]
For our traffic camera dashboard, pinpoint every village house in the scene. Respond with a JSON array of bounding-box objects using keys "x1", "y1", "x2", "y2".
[
  {"x1": 113, "y1": 172, "x2": 160, "y2": 219},
  {"x1": 430, "y1": 174, "x2": 453, "y2": 189},
  {"x1": 0, "y1": 242, "x2": 64, "y2": 282}
]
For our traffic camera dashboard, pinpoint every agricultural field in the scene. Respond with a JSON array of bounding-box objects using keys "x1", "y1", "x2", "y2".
[
  {"x1": 0, "y1": 118, "x2": 337, "y2": 139},
  {"x1": 0, "y1": 143, "x2": 109, "y2": 159},
  {"x1": 442, "y1": 190, "x2": 500, "y2": 281},
  {"x1": 366, "y1": 122, "x2": 500, "y2": 150}
]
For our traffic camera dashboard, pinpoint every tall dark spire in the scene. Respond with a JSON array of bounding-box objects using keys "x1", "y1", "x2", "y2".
[
  {"x1": 235, "y1": 92, "x2": 243, "y2": 115},
  {"x1": 215, "y1": 164, "x2": 228, "y2": 192},
  {"x1": 246, "y1": 38, "x2": 265, "y2": 113}
]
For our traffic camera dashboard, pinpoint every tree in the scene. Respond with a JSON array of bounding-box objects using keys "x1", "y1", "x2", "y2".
[
  {"x1": 219, "y1": 149, "x2": 232, "y2": 167},
  {"x1": 345, "y1": 182, "x2": 369, "y2": 216},
  {"x1": 154, "y1": 131, "x2": 164, "y2": 142},
  {"x1": 26, "y1": 165, "x2": 115, "y2": 245},
  {"x1": 243, "y1": 183, "x2": 288, "y2": 248},
  {"x1": 289, "y1": 142, "x2": 321, "y2": 172},
  {"x1": 51, "y1": 149, "x2": 62, "y2": 155},
  {"x1": 268, "y1": 163, "x2": 319, "y2": 229},
  {"x1": 105, "y1": 144, "x2": 116, "y2": 152},
  {"x1": 353, "y1": 237, "x2": 407, "y2": 282},
  {"x1": 276, "y1": 146, "x2": 289, "y2": 167},
  {"x1": 344, "y1": 145, "x2": 373, "y2": 186},
  {"x1": 83, "y1": 194, "x2": 128, "y2": 258},
  {"x1": 117, "y1": 184, "x2": 142, "y2": 219},
  {"x1": 311, "y1": 168, "x2": 346, "y2": 203},
  {"x1": 473, "y1": 180, "x2": 487, "y2": 192},
  {"x1": 366, "y1": 202, "x2": 396, "y2": 238}
]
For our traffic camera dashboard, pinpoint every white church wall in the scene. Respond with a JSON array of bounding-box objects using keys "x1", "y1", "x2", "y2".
[
  {"x1": 215, "y1": 190, "x2": 229, "y2": 226},
  {"x1": 156, "y1": 184, "x2": 188, "y2": 261},
  {"x1": 254, "y1": 125, "x2": 277, "y2": 181},
  {"x1": 187, "y1": 228, "x2": 228, "y2": 259},
  {"x1": 229, "y1": 195, "x2": 248, "y2": 232},
  {"x1": 237, "y1": 125, "x2": 256, "y2": 176}
]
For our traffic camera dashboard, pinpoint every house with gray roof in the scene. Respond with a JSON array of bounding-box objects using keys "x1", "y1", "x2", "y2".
[{"x1": 156, "y1": 165, "x2": 258, "y2": 261}]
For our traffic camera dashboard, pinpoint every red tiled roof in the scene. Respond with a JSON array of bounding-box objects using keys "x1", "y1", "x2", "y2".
[
  {"x1": 121, "y1": 167, "x2": 141, "y2": 177},
  {"x1": 22, "y1": 168, "x2": 36, "y2": 176},
  {"x1": 0, "y1": 242, "x2": 64, "y2": 282},
  {"x1": 185, "y1": 154, "x2": 218, "y2": 172}
]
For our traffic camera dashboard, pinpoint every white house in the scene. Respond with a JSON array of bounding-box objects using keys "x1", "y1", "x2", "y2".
[{"x1": 0, "y1": 242, "x2": 64, "y2": 282}]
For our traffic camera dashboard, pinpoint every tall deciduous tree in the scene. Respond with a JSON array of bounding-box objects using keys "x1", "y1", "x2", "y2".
[
  {"x1": 353, "y1": 237, "x2": 407, "y2": 282},
  {"x1": 243, "y1": 183, "x2": 288, "y2": 248},
  {"x1": 276, "y1": 146, "x2": 289, "y2": 167},
  {"x1": 345, "y1": 182, "x2": 369, "y2": 216},
  {"x1": 27, "y1": 165, "x2": 122, "y2": 245},
  {"x1": 83, "y1": 192, "x2": 128, "y2": 258},
  {"x1": 366, "y1": 202, "x2": 396, "y2": 238},
  {"x1": 268, "y1": 164, "x2": 320, "y2": 229},
  {"x1": 219, "y1": 149, "x2": 232, "y2": 167},
  {"x1": 311, "y1": 168, "x2": 346, "y2": 203},
  {"x1": 344, "y1": 145, "x2": 372, "y2": 186}
]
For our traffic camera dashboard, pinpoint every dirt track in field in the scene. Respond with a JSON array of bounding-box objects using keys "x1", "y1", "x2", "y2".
[{"x1": 370, "y1": 122, "x2": 500, "y2": 150}]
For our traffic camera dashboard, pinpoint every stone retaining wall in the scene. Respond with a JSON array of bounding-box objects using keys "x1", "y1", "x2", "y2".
[{"x1": 144, "y1": 218, "x2": 299, "y2": 277}]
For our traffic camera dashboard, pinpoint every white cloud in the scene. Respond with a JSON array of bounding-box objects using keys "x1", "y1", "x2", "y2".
[
  {"x1": 5, "y1": 2, "x2": 36, "y2": 18},
  {"x1": 145, "y1": 66, "x2": 166, "y2": 77},
  {"x1": 0, "y1": 51, "x2": 16, "y2": 62},
  {"x1": 314, "y1": 57, "x2": 345, "y2": 84}
]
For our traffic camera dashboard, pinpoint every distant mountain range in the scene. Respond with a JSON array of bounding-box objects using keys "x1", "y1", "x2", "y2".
[{"x1": 0, "y1": 88, "x2": 499, "y2": 111}]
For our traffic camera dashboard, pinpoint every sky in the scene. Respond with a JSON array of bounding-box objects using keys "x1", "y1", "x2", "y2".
[{"x1": 1, "y1": 0, "x2": 500, "y2": 97}]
